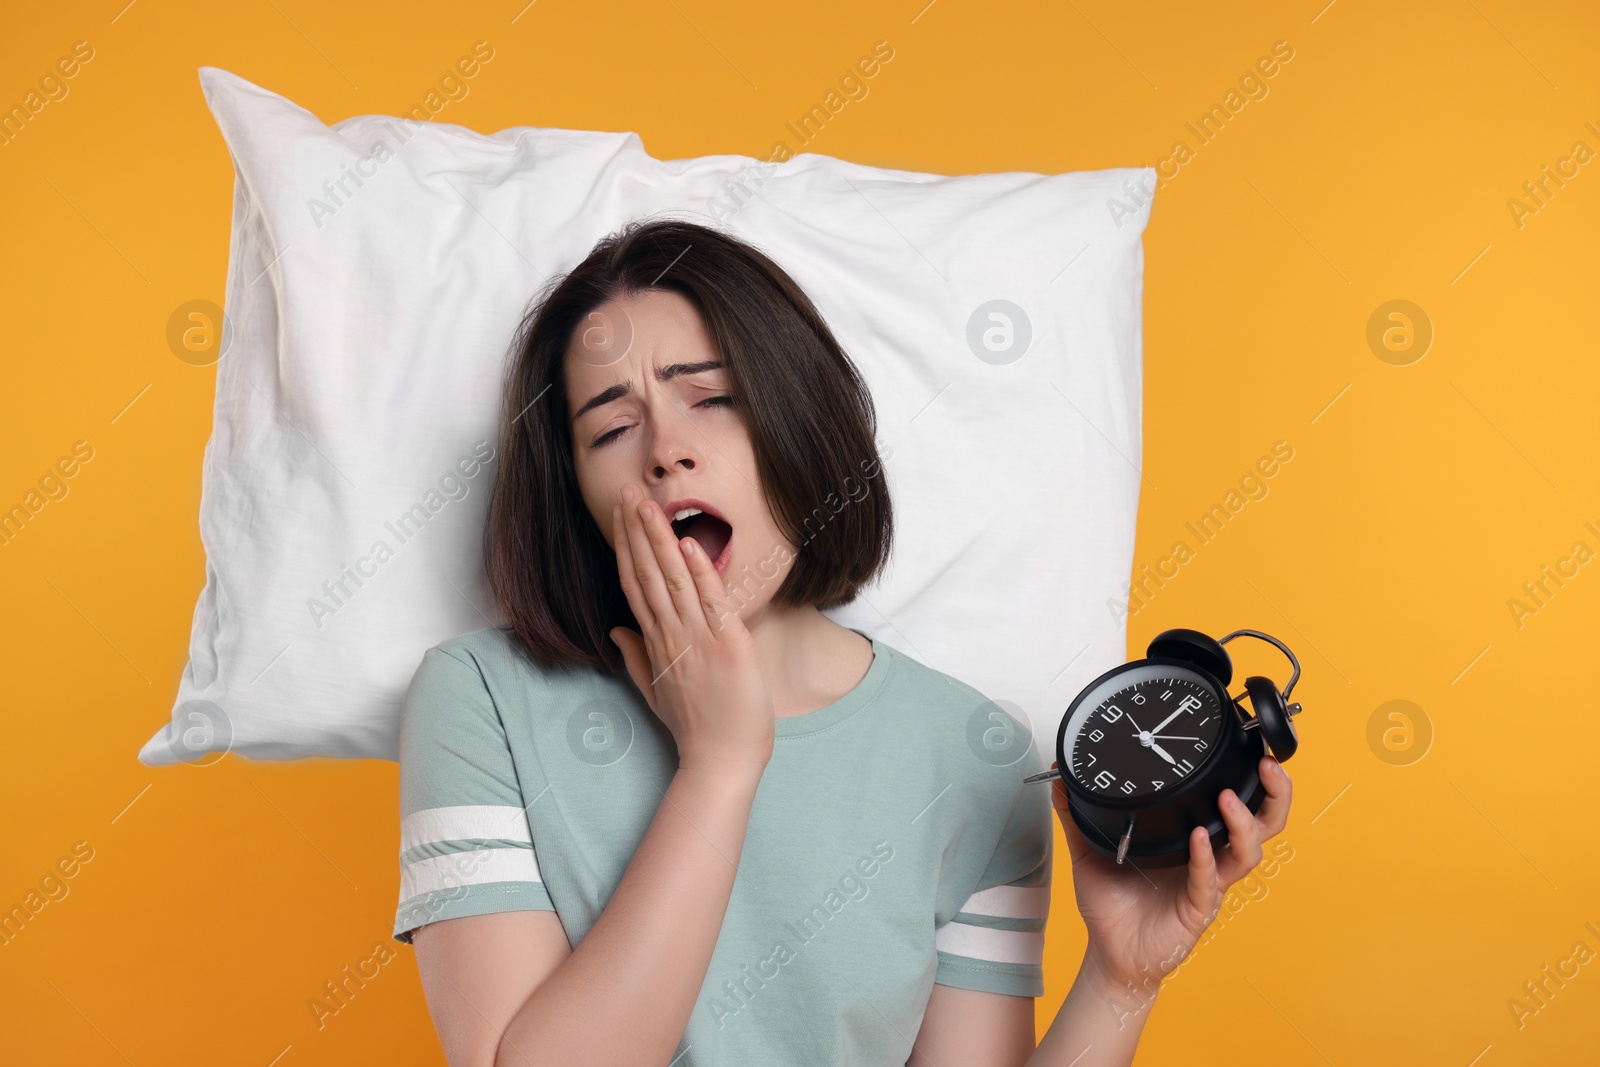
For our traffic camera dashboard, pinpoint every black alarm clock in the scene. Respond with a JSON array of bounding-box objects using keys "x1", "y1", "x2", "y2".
[{"x1": 1024, "y1": 628, "x2": 1305, "y2": 868}]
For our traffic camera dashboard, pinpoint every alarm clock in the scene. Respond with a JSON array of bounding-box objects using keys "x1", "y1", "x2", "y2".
[{"x1": 1024, "y1": 627, "x2": 1305, "y2": 868}]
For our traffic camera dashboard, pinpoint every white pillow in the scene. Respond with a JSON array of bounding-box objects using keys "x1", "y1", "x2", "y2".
[{"x1": 140, "y1": 66, "x2": 1151, "y2": 766}]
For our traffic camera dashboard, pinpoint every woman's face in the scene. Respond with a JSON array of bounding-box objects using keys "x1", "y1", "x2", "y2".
[{"x1": 565, "y1": 288, "x2": 797, "y2": 611}]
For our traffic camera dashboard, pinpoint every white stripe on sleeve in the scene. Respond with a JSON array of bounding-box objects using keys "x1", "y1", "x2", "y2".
[
  {"x1": 958, "y1": 884, "x2": 1049, "y2": 921},
  {"x1": 935, "y1": 921, "x2": 1046, "y2": 965},
  {"x1": 401, "y1": 804, "x2": 533, "y2": 852},
  {"x1": 399, "y1": 848, "x2": 543, "y2": 900}
]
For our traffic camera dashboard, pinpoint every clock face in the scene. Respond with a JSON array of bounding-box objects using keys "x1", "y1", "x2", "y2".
[{"x1": 1063, "y1": 663, "x2": 1226, "y2": 800}]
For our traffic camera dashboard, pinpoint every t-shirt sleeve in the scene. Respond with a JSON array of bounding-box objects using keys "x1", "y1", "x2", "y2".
[
  {"x1": 392, "y1": 644, "x2": 556, "y2": 945},
  {"x1": 932, "y1": 768, "x2": 1053, "y2": 998}
]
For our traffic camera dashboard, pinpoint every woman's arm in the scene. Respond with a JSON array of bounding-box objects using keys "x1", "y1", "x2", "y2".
[
  {"x1": 909, "y1": 985, "x2": 1036, "y2": 1066},
  {"x1": 910, "y1": 757, "x2": 1293, "y2": 1066},
  {"x1": 1023, "y1": 943, "x2": 1160, "y2": 1065},
  {"x1": 412, "y1": 484, "x2": 776, "y2": 1066},
  {"x1": 907, "y1": 956, "x2": 1151, "y2": 1067},
  {"x1": 1030, "y1": 760, "x2": 1292, "y2": 1066},
  {"x1": 413, "y1": 763, "x2": 765, "y2": 1067}
]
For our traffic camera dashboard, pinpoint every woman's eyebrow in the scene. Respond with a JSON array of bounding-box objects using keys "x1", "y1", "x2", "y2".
[{"x1": 570, "y1": 360, "x2": 724, "y2": 422}]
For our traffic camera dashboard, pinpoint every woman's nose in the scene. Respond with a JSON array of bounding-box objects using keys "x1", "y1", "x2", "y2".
[
  {"x1": 644, "y1": 413, "x2": 699, "y2": 480},
  {"x1": 650, "y1": 450, "x2": 696, "y2": 480}
]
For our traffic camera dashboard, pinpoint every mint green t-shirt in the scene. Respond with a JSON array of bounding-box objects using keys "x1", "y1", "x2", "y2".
[{"x1": 393, "y1": 625, "x2": 1052, "y2": 1065}]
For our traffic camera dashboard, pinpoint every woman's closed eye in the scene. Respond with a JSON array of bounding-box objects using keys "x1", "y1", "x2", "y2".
[{"x1": 591, "y1": 395, "x2": 736, "y2": 447}]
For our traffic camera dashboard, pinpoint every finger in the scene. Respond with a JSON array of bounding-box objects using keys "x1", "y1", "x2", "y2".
[
  {"x1": 636, "y1": 494, "x2": 703, "y2": 628},
  {"x1": 622, "y1": 486, "x2": 679, "y2": 635},
  {"x1": 1185, "y1": 825, "x2": 1221, "y2": 926},
  {"x1": 612, "y1": 501, "x2": 656, "y2": 634},
  {"x1": 1215, "y1": 788, "x2": 1264, "y2": 886},
  {"x1": 1254, "y1": 757, "x2": 1294, "y2": 839},
  {"x1": 677, "y1": 531, "x2": 741, "y2": 637}
]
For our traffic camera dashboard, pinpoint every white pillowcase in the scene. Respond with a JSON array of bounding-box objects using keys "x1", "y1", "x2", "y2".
[{"x1": 140, "y1": 66, "x2": 1151, "y2": 765}]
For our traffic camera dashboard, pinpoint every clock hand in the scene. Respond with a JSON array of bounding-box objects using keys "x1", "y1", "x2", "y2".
[
  {"x1": 1147, "y1": 706, "x2": 1188, "y2": 736},
  {"x1": 1149, "y1": 741, "x2": 1177, "y2": 764},
  {"x1": 1151, "y1": 735, "x2": 1200, "y2": 741}
]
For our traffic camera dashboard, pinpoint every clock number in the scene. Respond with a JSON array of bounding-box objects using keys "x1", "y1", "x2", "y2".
[
  {"x1": 1160, "y1": 689, "x2": 1173, "y2": 701},
  {"x1": 1090, "y1": 729, "x2": 1104, "y2": 742},
  {"x1": 1131, "y1": 692, "x2": 1146, "y2": 705},
  {"x1": 1086, "y1": 752, "x2": 1097, "y2": 767},
  {"x1": 1194, "y1": 739, "x2": 1207, "y2": 750},
  {"x1": 1172, "y1": 758, "x2": 1194, "y2": 777},
  {"x1": 1152, "y1": 780, "x2": 1165, "y2": 791},
  {"x1": 1094, "y1": 769, "x2": 1114, "y2": 790},
  {"x1": 1103, "y1": 706, "x2": 1123, "y2": 723},
  {"x1": 1121, "y1": 780, "x2": 1136, "y2": 794}
]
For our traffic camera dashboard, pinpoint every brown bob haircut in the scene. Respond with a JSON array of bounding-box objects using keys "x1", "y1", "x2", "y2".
[{"x1": 485, "y1": 216, "x2": 894, "y2": 677}]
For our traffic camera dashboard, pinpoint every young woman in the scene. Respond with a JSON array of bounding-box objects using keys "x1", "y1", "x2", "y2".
[{"x1": 392, "y1": 218, "x2": 1293, "y2": 1066}]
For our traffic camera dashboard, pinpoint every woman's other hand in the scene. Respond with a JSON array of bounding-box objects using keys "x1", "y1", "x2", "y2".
[
  {"x1": 1050, "y1": 756, "x2": 1294, "y2": 990},
  {"x1": 609, "y1": 481, "x2": 776, "y2": 778}
]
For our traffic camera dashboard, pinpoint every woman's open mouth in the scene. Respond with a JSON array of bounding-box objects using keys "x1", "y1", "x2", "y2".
[{"x1": 668, "y1": 503, "x2": 734, "y2": 574}]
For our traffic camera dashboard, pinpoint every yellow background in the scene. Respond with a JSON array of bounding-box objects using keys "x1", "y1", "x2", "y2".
[{"x1": 3, "y1": 1, "x2": 1597, "y2": 1063}]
